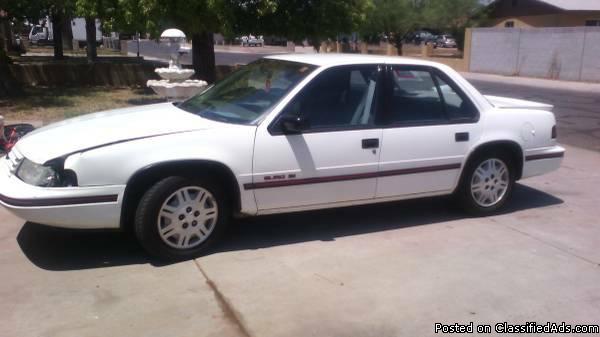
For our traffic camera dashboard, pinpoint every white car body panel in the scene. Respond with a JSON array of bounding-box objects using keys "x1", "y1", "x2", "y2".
[
  {"x1": 377, "y1": 123, "x2": 480, "y2": 198},
  {"x1": 0, "y1": 148, "x2": 123, "y2": 228},
  {"x1": 252, "y1": 128, "x2": 382, "y2": 210},
  {"x1": 18, "y1": 103, "x2": 221, "y2": 164},
  {"x1": 485, "y1": 95, "x2": 554, "y2": 111},
  {"x1": 0, "y1": 54, "x2": 564, "y2": 229},
  {"x1": 63, "y1": 125, "x2": 259, "y2": 219}
]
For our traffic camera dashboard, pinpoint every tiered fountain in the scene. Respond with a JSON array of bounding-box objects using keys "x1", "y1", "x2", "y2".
[{"x1": 147, "y1": 29, "x2": 208, "y2": 101}]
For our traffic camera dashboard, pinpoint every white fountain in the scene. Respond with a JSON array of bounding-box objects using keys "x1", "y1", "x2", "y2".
[{"x1": 147, "y1": 29, "x2": 208, "y2": 100}]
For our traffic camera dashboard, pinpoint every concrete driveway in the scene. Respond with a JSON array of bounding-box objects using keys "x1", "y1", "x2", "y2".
[{"x1": 1, "y1": 144, "x2": 599, "y2": 336}]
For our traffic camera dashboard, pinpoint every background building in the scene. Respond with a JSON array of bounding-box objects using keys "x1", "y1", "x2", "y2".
[{"x1": 487, "y1": 0, "x2": 600, "y2": 28}]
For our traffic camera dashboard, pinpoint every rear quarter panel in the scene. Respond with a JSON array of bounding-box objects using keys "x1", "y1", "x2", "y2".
[
  {"x1": 464, "y1": 106, "x2": 559, "y2": 183},
  {"x1": 479, "y1": 107, "x2": 557, "y2": 151}
]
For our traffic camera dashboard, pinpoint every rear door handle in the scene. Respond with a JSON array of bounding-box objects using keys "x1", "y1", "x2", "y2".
[
  {"x1": 362, "y1": 138, "x2": 379, "y2": 149},
  {"x1": 455, "y1": 132, "x2": 469, "y2": 142}
]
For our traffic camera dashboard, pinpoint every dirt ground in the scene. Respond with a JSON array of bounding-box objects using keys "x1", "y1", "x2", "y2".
[{"x1": 0, "y1": 86, "x2": 163, "y2": 123}]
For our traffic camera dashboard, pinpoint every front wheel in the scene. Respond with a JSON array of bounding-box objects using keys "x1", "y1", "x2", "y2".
[
  {"x1": 134, "y1": 176, "x2": 229, "y2": 260},
  {"x1": 456, "y1": 154, "x2": 515, "y2": 215}
]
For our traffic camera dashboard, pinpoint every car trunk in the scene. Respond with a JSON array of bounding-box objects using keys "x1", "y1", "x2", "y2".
[{"x1": 484, "y1": 95, "x2": 553, "y2": 111}]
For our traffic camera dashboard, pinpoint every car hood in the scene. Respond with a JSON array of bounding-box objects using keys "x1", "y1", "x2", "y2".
[{"x1": 16, "y1": 103, "x2": 223, "y2": 164}]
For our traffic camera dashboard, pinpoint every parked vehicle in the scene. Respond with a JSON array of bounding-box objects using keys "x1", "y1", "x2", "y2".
[
  {"x1": 241, "y1": 35, "x2": 264, "y2": 47},
  {"x1": 435, "y1": 34, "x2": 457, "y2": 48},
  {"x1": 28, "y1": 17, "x2": 102, "y2": 47},
  {"x1": 0, "y1": 55, "x2": 564, "y2": 259},
  {"x1": 404, "y1": 30, "x2": 437, "y2": 45}
]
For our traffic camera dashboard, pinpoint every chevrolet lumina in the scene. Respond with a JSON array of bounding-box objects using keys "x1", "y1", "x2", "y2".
[{"x1": 0, "y1": 54, "x2": 564, "y2": 259}]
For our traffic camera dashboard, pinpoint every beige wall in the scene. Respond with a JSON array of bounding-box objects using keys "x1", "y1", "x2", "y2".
[{"x1": 493, "y1": 12, "x2": 600, "y2": 28}]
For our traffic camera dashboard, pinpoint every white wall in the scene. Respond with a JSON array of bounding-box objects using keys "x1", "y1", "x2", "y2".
[{"x1": 470, "y1": 27, "x2": 600, "y2": 82}]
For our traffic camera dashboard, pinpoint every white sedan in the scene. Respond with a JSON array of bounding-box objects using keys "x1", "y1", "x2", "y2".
[{"x1": 0, "y1": 54, "x2": 564, "y2": 259}]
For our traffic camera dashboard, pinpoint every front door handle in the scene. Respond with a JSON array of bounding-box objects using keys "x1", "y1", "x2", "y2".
[{"x1": 362, "y1": 138, "x2": 379, "y2": 149}]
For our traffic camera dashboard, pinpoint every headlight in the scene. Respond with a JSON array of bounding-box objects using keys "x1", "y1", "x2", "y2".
[{"x1": 16, "y1": 159, "x2": 61, "y2": 187}]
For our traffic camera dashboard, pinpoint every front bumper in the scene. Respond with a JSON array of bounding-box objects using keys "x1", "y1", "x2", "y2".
[
  {"x1": 522, "y1": 145, "x2": 565, "y2": 179},
  {"x1": 0, "y1": 155, "x2": 125, "y2": 229}
]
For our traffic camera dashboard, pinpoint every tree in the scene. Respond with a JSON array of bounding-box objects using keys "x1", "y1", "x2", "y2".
[
  {"x1": 0, "y1": 9, "x2": 11, "y2": 59},
  {"x1": 296, "y1": 0, "x2": 370, "y2": 50},
  {"x1": 104, "y1": 0, "x2": 148, "y2": 36},
  {"x1": 421, "y1": 0, "x2": 485, "y2": 50},
  {"x1": 49, "y1": 1, "x2": 73, "y2": 59},
  {"x1": 0, "y1": 0, "x2": 46, "y2": 58},
  {"x1": 360, "y1": 0, "x2": 420, "y2": 55},
  {"x1": 361, "y1": 0, "x2": 484, "y2": 54},
  {"x1": 74, "y1": 0, "x2": 116, "y2": 61},
  {"x1": 0, "y1": 0, "x2": 78, "y2": 60},
  {"x1": 130, "y1": 0, "x2": 222, "y2": 82},
  {"x1": 222, "y1": 0, "x2": 370, "y2": 51},
  {"x1": 112, "y1": 0, "x2": 370, "y2": 81}
]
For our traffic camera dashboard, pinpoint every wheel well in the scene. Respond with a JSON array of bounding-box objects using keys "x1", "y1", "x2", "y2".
[
  {"x1": 120, "y1": 160, "x2": 241, "y2": 231},
  {"x1": 464, "y1": 141, "x2": 524, "y2": 181}
]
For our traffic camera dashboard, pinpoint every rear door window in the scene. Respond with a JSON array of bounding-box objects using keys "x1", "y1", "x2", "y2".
[
  {"x1": 386, "y1": 68, "x2": 445, "y2": 124},
  {"x1": 382, "y1": 66, "x2": 478, "y2": 126}
]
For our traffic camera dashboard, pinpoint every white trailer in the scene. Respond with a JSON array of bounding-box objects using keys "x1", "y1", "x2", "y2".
[{"x1": 29, "y1": 17, "x2": 102, "y2": 46}]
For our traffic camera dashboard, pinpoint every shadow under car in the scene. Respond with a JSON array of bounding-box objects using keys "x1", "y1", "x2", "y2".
[{"x1": 17, "y1": 183, "x2": 563, "y2": 271}]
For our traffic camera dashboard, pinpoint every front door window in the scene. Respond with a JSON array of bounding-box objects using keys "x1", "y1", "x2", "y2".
[{"x1": 276, "y1": 65, "x2": 382, "y2": 132}]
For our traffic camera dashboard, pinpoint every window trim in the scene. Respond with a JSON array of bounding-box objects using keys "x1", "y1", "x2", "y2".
[
  {"x1": 433, "y1": 69, "x2": 480, "y2": 123},
  {"x1": 377, "y1": 65, "x2": 480, "y2": 129},
  {"x1": 267, "y1": 64, "x2": 385, "y2": 135}
]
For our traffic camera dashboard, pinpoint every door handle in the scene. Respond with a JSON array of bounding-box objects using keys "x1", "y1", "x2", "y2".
[
  {"x1": 362, "y1": 138, "x2": 379, "y2": 149},
  {"x1": 455, "y1": 132, "x2": 469, "y2": 142}
]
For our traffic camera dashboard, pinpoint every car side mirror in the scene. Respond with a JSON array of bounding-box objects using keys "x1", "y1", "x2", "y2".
[{"x1": 280, "y1": 115, "x2": 309, "y2": 135}]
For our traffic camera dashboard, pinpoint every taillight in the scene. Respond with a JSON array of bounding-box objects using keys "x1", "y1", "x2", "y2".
[{"x1": 551, "y1": 126, "x2": 557, "y2": 139}]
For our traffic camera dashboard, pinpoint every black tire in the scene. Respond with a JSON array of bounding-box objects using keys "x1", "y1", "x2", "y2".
[
  {"x1": 134, "y1": 176, "x2": 229, "y2": 260},
  {"x1": 456, "y1": 151, "x2": 515, "y2": 215}
]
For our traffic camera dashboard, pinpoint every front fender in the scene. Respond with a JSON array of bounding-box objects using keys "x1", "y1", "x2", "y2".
[{"x1": 63, "y1": 126, "x2": 257, "y2": 214}]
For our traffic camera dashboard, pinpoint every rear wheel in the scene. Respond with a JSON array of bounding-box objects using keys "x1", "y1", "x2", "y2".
[
  {"x1": 134, "y1": 176, "x2": 229, "y2": 260},
  {"x1": 457, "y1": 153, "x2": 515, "y2": 215}
]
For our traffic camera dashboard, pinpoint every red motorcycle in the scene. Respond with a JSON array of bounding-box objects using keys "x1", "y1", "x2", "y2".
[{"x1": 0, "y1": 123, "x2": 35, "y2": 155}]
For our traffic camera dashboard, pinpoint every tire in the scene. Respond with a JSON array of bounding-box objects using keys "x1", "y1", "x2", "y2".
[
  {"x1": 134, "y1": 176, "x2": 230, "y2": 260},
  {"x1": 456, "y1": 152, "x2": 515, "y2": 215}
]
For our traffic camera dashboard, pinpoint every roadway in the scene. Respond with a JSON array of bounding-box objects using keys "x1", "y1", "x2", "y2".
[{"x1": 127, "y1": 40, "x2": 289, "y2": 66}]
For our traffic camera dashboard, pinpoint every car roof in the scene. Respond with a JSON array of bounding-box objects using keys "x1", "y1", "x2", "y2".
[
  {"x1": 265, "y1": 53, "x2": 447, "y2": 68},
  {"x1": 265, "y1": 53, "x2": 492, "y2": 113}
]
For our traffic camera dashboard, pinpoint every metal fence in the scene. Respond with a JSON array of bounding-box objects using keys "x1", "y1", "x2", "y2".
[{"x1": 469, "y1": 27, "x2": 600, "y2": 82}]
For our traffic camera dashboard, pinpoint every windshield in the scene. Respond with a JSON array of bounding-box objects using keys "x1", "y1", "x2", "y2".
[{"x1": 178, "y1": 59, "x2": 316, "y2": 124}]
